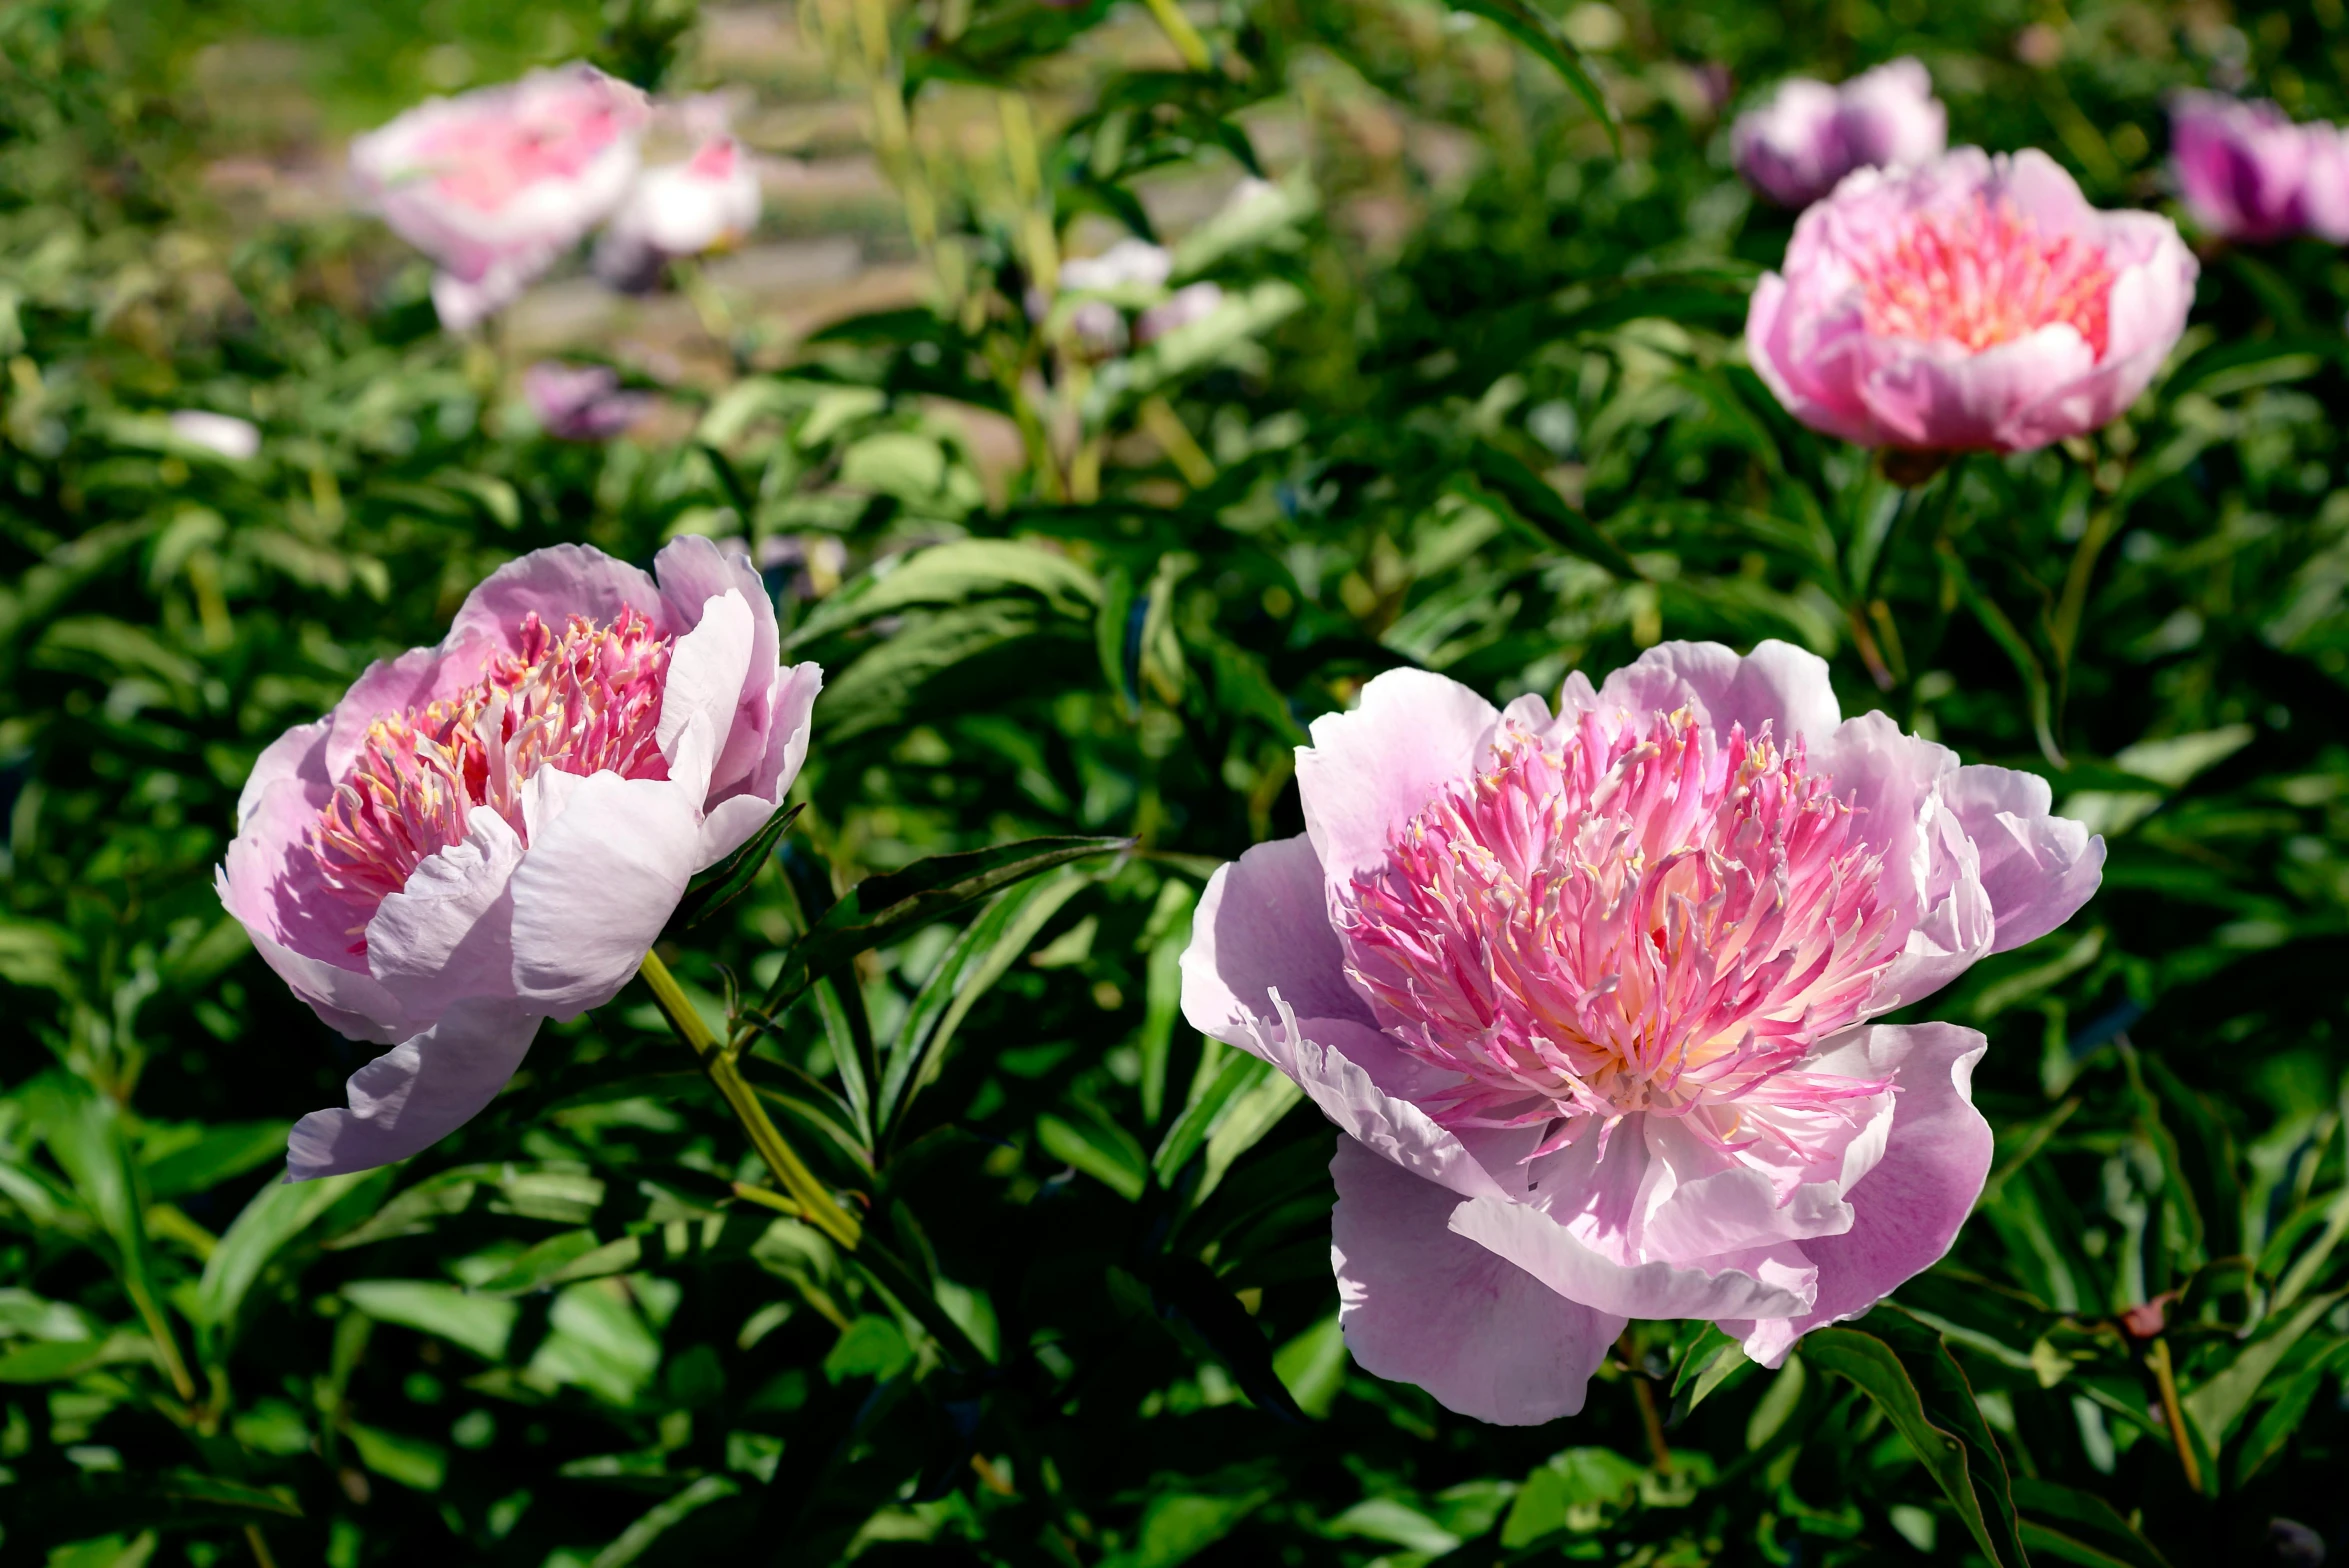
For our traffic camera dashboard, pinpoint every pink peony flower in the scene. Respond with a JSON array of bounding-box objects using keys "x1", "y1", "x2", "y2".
[
  {"x1": 218, "y1": 539, "x2": 820, "y2": 1180},
  {"x1": 522, "y1": 362, "x2": 651, "y2": 441},
  {"x1": 593, "y1": 136, "x2": 763, "y2": 291},
  {"x1": 350, "y1": 63, "x2": 652, "y2": 332},
  {"x1": 1747, "y1": 148, "x2": 2197, "y2": 453},
  {"x1": 1733, "y1": 58, "x2": 1946, "y2": 209},
  {"x1": 1182, "y1": 642, "x2": 2103, "y2": 1424},
  {"x1": 2168, "y1": 92, "x2": 2326, "y2": 243}
]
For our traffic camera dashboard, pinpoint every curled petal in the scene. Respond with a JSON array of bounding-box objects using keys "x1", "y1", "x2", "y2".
[
  {"x1": 1333, "y1": 1140, "x2": 1623, "y2": 1425},
  {"x1": 286, "y1": 1000, "x2": 542, "y2": 1181}
]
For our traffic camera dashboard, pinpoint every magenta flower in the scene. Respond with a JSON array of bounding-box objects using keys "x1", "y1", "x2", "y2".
[
  {"x1": 218, "y1": 539, "x2": 820, "y2": 1180},
  {"x1": 1747, "y1": 148, "x2": 2196, "y2": 454},
  {"x1": 350, "y1": 64, "x2": 652, "y2": 331},
  {"x1": 594, "y1": 136, "x2": 764, "y2": 291},
  {"x1": 522, "y1": 362, "x2": 651, "y2": 442},
  {"x1": 1182, "y1": 643, "x2": 2102, "y2": 1423},
  {"x1": 1733, "y1": 58, "x2": 1946, "y2": 209},
  {"x1": 2169, "y1": 91, "x2": 2349, "y2": 244}
]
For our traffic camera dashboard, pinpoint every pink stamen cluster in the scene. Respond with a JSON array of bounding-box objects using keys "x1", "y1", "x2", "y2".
[
  {"x1": 414, "y1": 106, "x2": 631, "y2": 212},
  {"x1": 1855, "y1": 194, "x2": 2116, "y2": 358},
  {"x1": 1339, "y1": 710, "x2": 1900, "y2": 1160},
  {"x1": 310, "y1": 609, "x2": 673, "y2": 940}
]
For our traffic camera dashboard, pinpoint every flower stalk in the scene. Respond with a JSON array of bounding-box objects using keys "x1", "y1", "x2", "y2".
[{"x1": 638, "y1": 949, "x2": 864, "y2": 1251}]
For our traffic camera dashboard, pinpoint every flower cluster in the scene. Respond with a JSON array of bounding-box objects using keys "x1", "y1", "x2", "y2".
[
  {"x1": 1182, "y1": 644, "x2": 2102, "y2": 1422},
  {"x1": 1733, "y1": 59, "x2": 1946, "y2": 209},
  {"x1": 350, "y1": 65, "x2": 761, "y2": 332},
  {"x1": 2168, "y1": 91, "x2": 2349, "y2": 245}
]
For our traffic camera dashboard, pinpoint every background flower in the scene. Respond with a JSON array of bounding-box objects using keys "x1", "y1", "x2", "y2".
[
  {"x1": 593, "y1": 135, "x2": 763, "y2": 290},
  {"x1": 522, "y1": 361, "x2": 651, "y2": 441},
  {"x1": 2169, "y1": 90, "x2": 2327, "y2": 242},
  {"x1": 1183, "y1": 643, "x2": 2102, "y2": 1422},
  {"x1": 1734, "y1": 58, "x2": 1945, "y2": 208},
  {"x1": 1747, "y1": 147, "x2": 2197, "y2": 452},
  {"x1": 349, "y1": 63, "x2": 651, "y2": 331},
  {"x1": 217, "y1": 538, "x2": 820, "y2": 1179}
]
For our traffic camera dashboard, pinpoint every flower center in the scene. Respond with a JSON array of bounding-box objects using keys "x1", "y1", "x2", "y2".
[
  {"x1": 1337, "y1": 710, "x2": 1901, "y2": 1152},
  {"x1": 310, "y1": 608, "x2": 672, "y2": 937},
  {"x1": 1854, "y1": 195, "x2": 2115, "y2": 357}
]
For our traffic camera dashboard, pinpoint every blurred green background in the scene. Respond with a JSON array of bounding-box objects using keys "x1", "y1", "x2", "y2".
[{"x1": 6, "y1": 0, "x2": 2349, "y2": 1563}]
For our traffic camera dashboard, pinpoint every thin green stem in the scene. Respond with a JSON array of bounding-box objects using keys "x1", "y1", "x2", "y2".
[
  {"x1": 639, "y1": 951, "x2": 864, "y2": 1251},
  {"x1": 2146, "y1": 1337, "x2": 2204, "y2": 1494}
]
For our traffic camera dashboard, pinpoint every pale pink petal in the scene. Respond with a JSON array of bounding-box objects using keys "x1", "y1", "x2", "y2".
[
  {"x1": 285, "y1": 1000, "x2": 541, "y2": 1181},
  {"x1": 447, "y1": 543, "x2": 663, "y2": 654},
  {"x1": 1856, "y1": 327, "x2": 2100, "y2": 452},
  {"x1": 653, "y1": 537, "x2": 784, "y2": 803},
  {"x1": 1182, "y1": 835, "x2": 1378, "y2": 1037},
  {"x1": 1332, "y1": 1140, "x2": 1624, "y2": 1425},
  {"x1": 1297, "y1": 669, "x2": 1498, "y2": 889},
  {"x1": 506, "y1": 771, "x2": 702, "y2": 1016},
  {"x1": 364, "y1": 807, "x2": 525, "y2": 1016},
  {"x1": 654, "y1": 587, "x2": 755, "y2": 802},
  {"x1": 1244, "y1": 1006, "x2": 1519, "y2": 1204},
  {"x1": 1942, "y1": 765, "x2": 2104, "y2": 953},
  {"x1": 698, "y1": 659, "x2": 822, "y2": 864},
  {"x1": 1723, "y1": 1022, "x2": 1991, "y2": 1366},
  {"x1": 1595, "y1": 639, "x2": 1843, "y2": 747},
  {"x1": 1449, "y1": 1189, "x2": 1818, "y2": 1321}
]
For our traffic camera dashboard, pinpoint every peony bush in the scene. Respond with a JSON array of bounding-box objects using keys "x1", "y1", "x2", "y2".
[{"x1": 5, "y1": 3, "x2": 2348, "y2": 1566}]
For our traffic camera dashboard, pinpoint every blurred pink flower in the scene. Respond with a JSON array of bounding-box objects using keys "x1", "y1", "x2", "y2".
[
  {"x1": 218, "y1": 539, "x2": 820, "y2": 1180},
  {"x1": 1058, "y1": 238, "x2": 1174, "y2": 292},
  {"x1": 2169, "y1": 91, "x2": 2343, "y2": 243},
  {"x1": 1135, "y1": 281, "x2": 1225, "y2": 345},
  {"x1": 522, "y1": 362, "x2": 650, "y2": 441},
  {"x1": 1747, "y1": 148, "x2": 2196, "y2": 453},
  {"x1": 167, "y1": 410, "x2": 260, "y2": 460},
  {"x1": 594, "y1": 136, "x2": 763, "y2": 290},
  {"x1": 1183, "y1": 643, "x2": 2102, "y2": 1423},
  {"x1": 1733, "y1": 58, "x2": 1946, "y2": 208},
  {"x1": 350, "y1": 63, "x2": 651, "y2": 332}
]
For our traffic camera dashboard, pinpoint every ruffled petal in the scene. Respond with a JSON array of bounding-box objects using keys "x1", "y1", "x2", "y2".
[
  {"x1": 447, "y1": 543, "x2": 663, "y2": 654},
  {"x1": 1297, "y1": 669, "x2": 1498, "y2": 889},
  {"x1": 1332, "y1": 1140, "x2": 1624, "y2": 1425},
  {"x1": 1595, "y1": 639, "x2": 1844, "y2": 748},
  {"x1": 1723, "y1": 1022, "x2": 1992, "y2": 1366},
  {"x1": 1449, "y1": 1189, "x2": 1818, "y2": 1321},
  {"x1": 651, "y1": 538, "x2": 784, "y2": 803},
  {"x1": 365, "y1": 807, "x2": 525, "y2": 1018},
  {"x1": 506, "y1": 770, "x2": 702, "y2": 1016},
  {"x1": 285, "y1": 1000, "x2": 542, "y2": 1180},
  {"x1": 1182, "y1": 835, "x2": 1376, "y2": 1039},
  {"x1": 1942, "y1": 764, "x2": 2104, "y2": 953},
  {"x1": 654, "y1": 586, "x2": 755, "y2": 802}
]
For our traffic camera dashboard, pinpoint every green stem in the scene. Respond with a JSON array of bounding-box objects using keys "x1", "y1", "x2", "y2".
[
  {"x1": 639, "y1": 951, "x2": 864, "y2": 1251},
  {"x1": 2146, "y1": 1336, "x2": 2204, "y2": 1494},
  {"x1": 1139, "y1": 0, "x2": 1211, "y2": 70}
]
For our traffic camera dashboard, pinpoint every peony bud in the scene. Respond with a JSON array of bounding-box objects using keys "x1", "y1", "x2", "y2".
[{"x1": 522, "y1": 362, "x2": 651, "y2": 442}]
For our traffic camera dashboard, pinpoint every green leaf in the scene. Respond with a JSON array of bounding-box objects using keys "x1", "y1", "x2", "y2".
[
  {"x1": 1152, "y1": 1048, "x2": 1269, "y2": 1184},
  {"x1": 1668, "y1": 1323, "x2": 1752, "y2": 1421},
  {"x1": 1147, "y1": 1258, "x2": 1305, "y2": 1423},
  {"x1": 1196, "y1": 1069, "x2": 1304, "y2": 1204},
  {"x1": 813, "y1": 599, "x2": 1068, "y2": 739},
  {"x1": 667, "y1": 802, "x2": 802, "y2": 933},
  {"x1": 463, "y1": 1231, "x2": 645, "y2": 1298},
  {"x1": 1272, "y1": 1313, "x2": 1346, "y2": 1419},
  {"x1": 2012, "y1": 1477, "x2": 2176, "y2": 1568},
  {"x1": 0, "y1": 1332, "x2": 153, "y2": 1383},
  {"x1": 1444, "y1": 0, "x2": 1616, "y2": 149},
  {"x1": 753, "y1": 836, "x2": 1127, "y2": 1021},
  {"x1": 791, "y1": 538, "x2": 1101, "y2": 647},
  {"x1": 196, "y1": 1170, "x2": 383, "y2": 1344},
  {"x1": 1038, "y1": 1106, "x2": 1148, "y2": 1201},
  {"x1": 143, "y1": 1121, "x2": 290, "y2": 1200},
  {"x1": 2234, "y1": 1337, "x2": 2349, "y2": 1486},
  {"x1": 589, "y1": 1474, "x2": 741, "y2": 1568},
  {"x1": 2181, "y1": 1287, "x2": 2345, "y2": 1453},
  {"x1": 1802, "y1": 1310, "x2": 2028, "y2": 1567},
  {"x1": 1463, "y1": 440, "x2": 1644, "y2": 579},
  {"x1": 877, "y1": 867, "x2": 1089, "y2": 1140},
  {"x1": 323, "y1": 1164, "x2": 604, "y2": 1249},
  {"x1": 347, "y1": 1420, "x2": 448, "y2": 1492}
]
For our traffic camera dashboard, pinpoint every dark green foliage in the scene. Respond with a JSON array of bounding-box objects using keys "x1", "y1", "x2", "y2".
[{"x1": 4, "y1": 0, "x2": 2349, "y2": 1563}]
